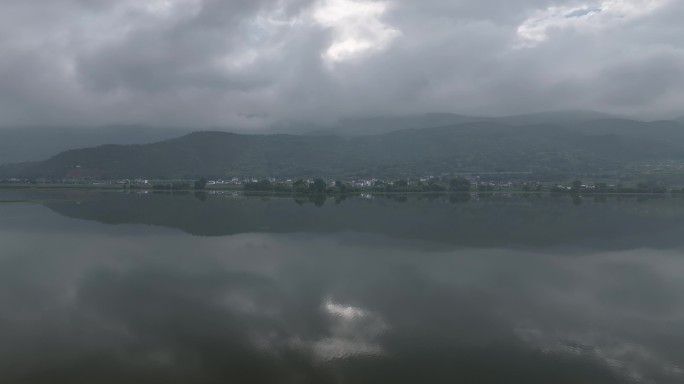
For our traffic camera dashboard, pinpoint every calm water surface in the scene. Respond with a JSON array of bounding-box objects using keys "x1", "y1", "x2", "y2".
[{"x1": 1, "y1": 191, "x2": 684, "y2": 383}]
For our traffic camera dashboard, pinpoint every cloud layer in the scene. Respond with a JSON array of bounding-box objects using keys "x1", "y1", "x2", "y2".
[{"x1": 0, "y1": 0, "x2": 682, "y2": 128}]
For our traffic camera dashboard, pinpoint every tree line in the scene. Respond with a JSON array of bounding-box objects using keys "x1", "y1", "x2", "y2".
[{"x1": 243, "y1": 177, "x2": 474, "y2": 194}]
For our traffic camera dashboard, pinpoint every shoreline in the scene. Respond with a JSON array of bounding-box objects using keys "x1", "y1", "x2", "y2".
[{"x1": 0, "y1": 184, "x2": 680, "y2": 197}]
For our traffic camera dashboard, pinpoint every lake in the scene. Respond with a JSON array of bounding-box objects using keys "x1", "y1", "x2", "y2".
[{"x1": 1, "y1": 190, "x2": 683, "y2": 383}]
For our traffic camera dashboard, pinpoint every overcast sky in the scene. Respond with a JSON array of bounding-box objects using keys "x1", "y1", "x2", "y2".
[{"x1": 0, "y1": 0, "x2": 682, "y2": 128}]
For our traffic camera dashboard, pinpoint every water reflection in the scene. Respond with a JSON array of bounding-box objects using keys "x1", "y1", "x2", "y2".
[
  {"x1": 0, "y1": 192, "x2": 683, "y2": 383},
  {"x1": 24, "y1": 190, "x2": 684, "y2": 249}
]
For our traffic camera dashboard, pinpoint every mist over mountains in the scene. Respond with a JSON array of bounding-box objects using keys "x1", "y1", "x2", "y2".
[
  {"x1": 307, "y1": 110, "x2": 621, "y2": 137},
  {"x1": 0, "y1": 126, "x2": 196, "y2": 165},
  {"x1": 1, "y1": 111, "x2": 683, "y2": 181},
  {"x1": 0, "y1": 110, "x2": 641, "y2": 164}
]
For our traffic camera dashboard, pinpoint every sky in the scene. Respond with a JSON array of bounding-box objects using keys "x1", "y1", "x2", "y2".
[{"x1": 0, "y1": 0, "x2": 682, "y2": 128}]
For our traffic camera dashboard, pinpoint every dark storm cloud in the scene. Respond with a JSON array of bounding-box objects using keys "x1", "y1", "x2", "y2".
[{"x1": 0, "y1": 0, "x2": 682, "y2": 127}]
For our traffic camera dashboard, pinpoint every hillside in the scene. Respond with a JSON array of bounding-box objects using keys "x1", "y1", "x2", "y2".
[
  {"x1": 0, "y1": 126, "x2": 195, "y2": 164},
  {"x1": 3, "y1": 119, "x2": 684, "y2": 180},
  {"x1": 0, "y1": 111, "x2": 620, "y2": 163},
  {"x1": 302, "y1": 110, "x2": 621, "y2": 136},
  {"x1": 490, "y1": 110, "x2": 619, "y2": 126},
  {"x1": 1, "y1": 121, "x2": 683, "y2": 180}
]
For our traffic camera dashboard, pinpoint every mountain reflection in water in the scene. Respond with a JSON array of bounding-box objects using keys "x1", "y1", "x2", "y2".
[{"x1": 0, "y1": 191, "x2": 683, "y2": 383}]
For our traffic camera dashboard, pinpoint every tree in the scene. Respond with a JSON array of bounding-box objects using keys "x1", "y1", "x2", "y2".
[
  {"x1": 293, "y1": 179, "x2": 308, "y2": 193},
  {"x1": 572, "y1": 180, "x2": 582, "y2": 192},
  {"x1": 309, "y1": 178, "x2": 327, "y2": 194},
  {"x1": 637, "y1": 181, "x2": 666, "y2": 194},
  {"x1": 595, "y1": 182, "x2": 609, "y2": 193},
  {"x1": 244, "y1": 180, "x2": 272, "y2": 191},
  {"x1": 194, "y1": 177, "x2": 208, "y2": 190},
  {"x1": 334, "y1": 180, "x2": 349, "y2": 193},
  {"x1": 449, "y1": 177, "x2": 471, "y2": 192},
  {"x1": 428, "y1": 180, "x2": 446, "y2": 192}
]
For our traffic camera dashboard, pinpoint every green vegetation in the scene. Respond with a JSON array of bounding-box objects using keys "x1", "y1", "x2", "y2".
[
  {"x1": 194, "y1": 178, "x2": 208, "y2": 190},
  {"x1": 550, "y1": 180, "x2": 669, "y2": 194},
  {"x1": 244, "y1": 180, "x2": 292, "y2": 193},
  {"x1": 449, "y1": 177, "x2": 471, "y2": 192},
  {"x1": 0, "y1": 183, "x2": 125, "y2": 190},
  {"x1": 152, "y1": 182, "x2": 191, "y2": 191},
  {"x1": 243, "y1": 178, "x2": 474, "y2": 195},
  {"x1": 245, "y1": 178, "x2": 343, "y2": 194},
  {"x1": 1, "y1": 176, "x2": 681, "y2": 196},
  {"x1": 4, "y1": 119, "x2": 684, "y2": 181}
]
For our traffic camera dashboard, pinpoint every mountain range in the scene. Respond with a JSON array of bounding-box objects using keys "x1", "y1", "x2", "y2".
[
  {"x1": 306, "y1": 110, "x2": 620, "y2": 137},
  {"x1": 0, "y1": 110, "x2": 627, "y2": 165},
  {"x1": 0, "y1": 125, "x2": 196, "y2": 165},
  {"x1": 2, "y1": 111, "x2": 684, "y2": 180}
]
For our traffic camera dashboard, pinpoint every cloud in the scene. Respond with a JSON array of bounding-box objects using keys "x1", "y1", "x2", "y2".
[
  {"x1": 312, "y1": 0, "x2": 401, "y2": 63},
  {"x1": 0, "y1": 0, "x2": 682, "y2": 128},
  {"x1": 517, "y1": 0, "x2": 673, "y2": 47}
]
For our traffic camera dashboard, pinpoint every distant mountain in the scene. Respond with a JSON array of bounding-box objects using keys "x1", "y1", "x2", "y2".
[
  {"x1": 492, "y1": 110, "x2": 621, "y2": 126},
  {"x1": 0, "y1": 125, "x2": 196, "y2": 164},
  {"x1": 569, "y1": 119, "x2": 684, "y2": 139},
  {"x1": 0, "y1": 111, "x2": 645, "y2": 165},
  {"x1": 3, "y1": 120, "x2": 684, "y2": 180},
  {"x1": 302, "y1": 110, "x2": 622, "y2": 136},
  {"x1": 316, "y1": 113, "x2": 489, "y2": 136}
]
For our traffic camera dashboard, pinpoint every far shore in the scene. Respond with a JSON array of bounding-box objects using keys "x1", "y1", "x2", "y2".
[{"x1": 0, "y1": 182, "x2": 682, "y2": 198}]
